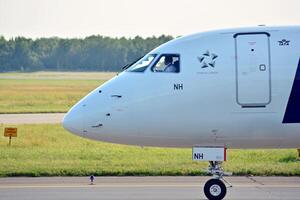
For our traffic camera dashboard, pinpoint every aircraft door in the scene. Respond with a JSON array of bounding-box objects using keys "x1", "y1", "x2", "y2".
[{"x1": 234, "y1": 32, "x2": 271, "y2": 108}]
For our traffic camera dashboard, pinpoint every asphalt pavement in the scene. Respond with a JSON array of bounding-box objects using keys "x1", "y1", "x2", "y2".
[{"x1": 0, "y1": 176, "x2": 300, "y2": 200}]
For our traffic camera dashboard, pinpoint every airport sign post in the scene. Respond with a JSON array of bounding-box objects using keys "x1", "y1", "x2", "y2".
[{"x1": 4, "y1": 127, "x2": 17, "y2": 146}]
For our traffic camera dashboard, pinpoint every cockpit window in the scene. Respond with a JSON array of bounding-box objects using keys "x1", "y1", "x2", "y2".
[
  {"x1": 126, "y1": 54, "x2": 157, "y2": 72},
  {"x1": 152, "y1": 54, "x2": 180, "y2": 73}
]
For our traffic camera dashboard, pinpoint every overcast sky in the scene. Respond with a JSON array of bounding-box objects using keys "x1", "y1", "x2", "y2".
[{"x1": 0, "y1": 0, "x2": 299, "y2": 39}]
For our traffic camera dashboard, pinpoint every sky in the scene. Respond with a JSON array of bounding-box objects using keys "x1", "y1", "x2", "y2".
[{"x1": 0, "y1": 0, "x2": 300, "y2": 39}]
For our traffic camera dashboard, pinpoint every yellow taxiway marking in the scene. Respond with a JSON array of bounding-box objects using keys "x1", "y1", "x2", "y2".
[{"x1": 0, "y1": 184, "x2": 300, "y2": 189}]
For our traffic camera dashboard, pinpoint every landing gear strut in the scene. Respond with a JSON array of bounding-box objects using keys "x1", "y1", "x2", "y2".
[{"x1": 203, "y1": 161, "x2": 232, "y2": 200}]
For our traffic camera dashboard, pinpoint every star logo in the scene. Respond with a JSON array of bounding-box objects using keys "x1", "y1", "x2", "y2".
[{"x1": 197, "y1": 50, "x2": 218, "y2": 68}]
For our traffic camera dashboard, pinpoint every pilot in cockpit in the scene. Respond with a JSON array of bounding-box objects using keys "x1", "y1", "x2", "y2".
[
  {"x1": 152, "y1": 54, "x2": 179, "y2": 73},
  {"x1": 164, "y1": 56, "x2": 177, "y2": 72}
]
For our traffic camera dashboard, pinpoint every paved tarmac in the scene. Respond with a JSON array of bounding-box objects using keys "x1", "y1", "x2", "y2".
[
  {"x1": 0, "y1": 176, "x2": 299, "y2": 200},
  {"x1": 0, "y1": 113, "x2": 65, "y2": 124}
]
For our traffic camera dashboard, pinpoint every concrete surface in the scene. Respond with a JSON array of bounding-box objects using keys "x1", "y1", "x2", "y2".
[
  {"x1": 0, "y1": 176, "x2": 299, "y2": 200},
  {"x1": 0, "y1": 113, "x2": 65, "y2": 124}
]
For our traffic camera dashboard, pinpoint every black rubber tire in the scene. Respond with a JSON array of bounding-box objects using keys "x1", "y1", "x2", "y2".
[{"x1": 204, "y1": 179, "x2": 227, "y2": 200}]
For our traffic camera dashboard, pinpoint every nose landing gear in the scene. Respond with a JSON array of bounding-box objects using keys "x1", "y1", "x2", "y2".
[
  {"x1": 192, "y1": 147, "x2": 230, "y2": 200},
  {"x1": 204, "y1": 161, "x2": 232, "y2": 200}
]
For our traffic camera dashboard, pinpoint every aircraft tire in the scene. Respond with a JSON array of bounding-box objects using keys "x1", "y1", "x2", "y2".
[{"x1": 204, "y1": 178, "x2": 227, "y2": 200}]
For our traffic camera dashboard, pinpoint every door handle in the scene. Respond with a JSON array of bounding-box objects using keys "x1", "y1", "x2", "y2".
[{"x1": 259, "y1": 64, "x2": 266, "y2": 71}]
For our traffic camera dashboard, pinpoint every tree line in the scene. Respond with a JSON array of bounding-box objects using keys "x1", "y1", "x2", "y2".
[{"x1": 0, "y1": 35, "x2": 173, "y2": 72}]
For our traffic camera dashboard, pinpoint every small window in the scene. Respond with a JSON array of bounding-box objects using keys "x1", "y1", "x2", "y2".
[
  {"x1": 152, "y1": 54, "x2": 180, "y2": 73},
  {"x1": 126, "y1": 54, "x2": 157, "y2": 72}
]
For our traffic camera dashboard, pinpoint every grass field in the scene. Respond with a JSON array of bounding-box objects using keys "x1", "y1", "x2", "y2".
[
  {"x1": 0, "y1": 72, "x2": 115, "y2": 113},
  {"x1": 0, "y1": 72, "x2": 299, "y2": 177},
  {"x1": 0, "y1": 124, "x2": 299, "y2": 177}
]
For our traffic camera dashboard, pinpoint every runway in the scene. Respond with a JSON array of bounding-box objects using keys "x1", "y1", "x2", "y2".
[
  {"x1": 0, "y1": 113, "x2": 65, "y2": 124},
  {"x1": 0, "y1": 176, "x2": 300, "y2": 200}
]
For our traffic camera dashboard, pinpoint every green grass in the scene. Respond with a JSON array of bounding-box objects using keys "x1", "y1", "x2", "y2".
[
  {"x1": 0, "y1": 72, "x2": 115, "y2": 113},
  {"x1": 0, "y1": 124, "x2": 299, "y2": 177},
  {"x1": 0, "y1": 71, "x2": 116, "y2": 80},
  {"x1": 0, "y1": 72, "x2": 299, "y2": 177}
]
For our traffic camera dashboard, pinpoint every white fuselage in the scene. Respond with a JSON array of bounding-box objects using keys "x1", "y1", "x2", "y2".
[{"x1": 63, "y1": 26, "x2": 300, "y2": 149}]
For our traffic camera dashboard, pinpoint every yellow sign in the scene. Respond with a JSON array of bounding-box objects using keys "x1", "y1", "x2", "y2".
[{"x1": 4, "y1": 128, "x2": 17, "y2": 137}]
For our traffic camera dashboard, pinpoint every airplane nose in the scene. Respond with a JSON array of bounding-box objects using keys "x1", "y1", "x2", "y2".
[{"x1": 62, "y1": 106, "x2": 84, "y2": 135}]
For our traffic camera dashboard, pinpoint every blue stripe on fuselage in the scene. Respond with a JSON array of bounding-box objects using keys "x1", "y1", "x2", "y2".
[{"x1": 283, "y1": 58, "x2": 300, "y2": 123}]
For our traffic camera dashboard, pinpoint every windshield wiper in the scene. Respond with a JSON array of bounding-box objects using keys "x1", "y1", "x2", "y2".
[{"x1": 122, "y1": 55, "x2": 144, "y2": 71}]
